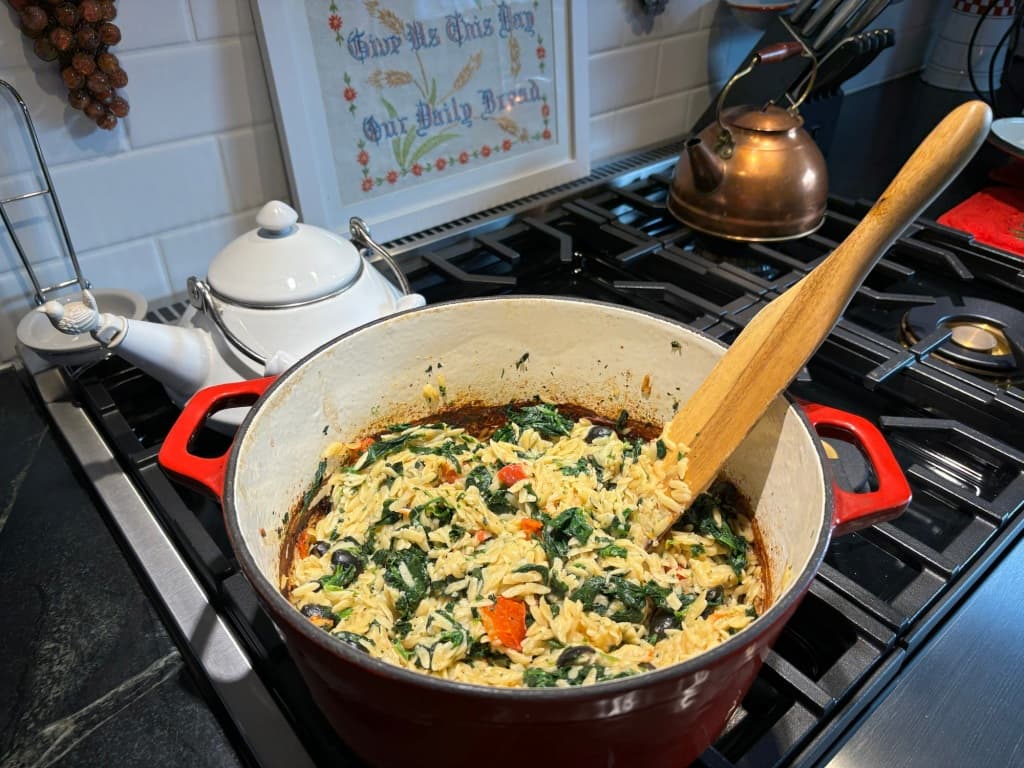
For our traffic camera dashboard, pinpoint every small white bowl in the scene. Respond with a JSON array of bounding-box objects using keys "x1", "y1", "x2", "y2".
[
  {"x1": 16, "y1": 288, "x2": 148, "y2": 366},
  {"x1": 725, "y1": 0, "x2": 799, "y2": 30},
  {"x1": 989, "y1": 117, "x2": 1024, "y2": 159}
]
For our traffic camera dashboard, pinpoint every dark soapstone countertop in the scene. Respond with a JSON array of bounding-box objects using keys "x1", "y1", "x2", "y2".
[{"x1": 0, "y1": 367, "x2": 242, "y2": 768}]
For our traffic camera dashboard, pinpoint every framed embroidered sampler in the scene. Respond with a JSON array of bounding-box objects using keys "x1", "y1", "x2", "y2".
[{"x1": 253, "y1": 0, "x2": 589, "y2": 242}]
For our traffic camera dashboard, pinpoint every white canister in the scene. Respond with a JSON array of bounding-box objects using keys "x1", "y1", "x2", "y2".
[{"x1": 923, "y1": 0, "x2": 1015, "y2": 92}]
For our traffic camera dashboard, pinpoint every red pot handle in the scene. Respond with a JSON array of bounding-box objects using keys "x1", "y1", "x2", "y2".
[
  {"x1": 157, "y1": 376, "x2": 277, "y2": 502},
  {"x1": 800, "y1": 401, "x2": 912, "y2": 537}
]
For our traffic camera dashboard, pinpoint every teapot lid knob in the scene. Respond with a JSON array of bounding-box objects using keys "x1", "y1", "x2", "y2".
[{"x1": 256, "y1": 200, "x2": 299, "y2": 236}]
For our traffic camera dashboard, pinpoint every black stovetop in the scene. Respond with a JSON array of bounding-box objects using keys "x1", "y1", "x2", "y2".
[{"x1": 69, "y1": 158, "x2": 1024, "y2": 768}]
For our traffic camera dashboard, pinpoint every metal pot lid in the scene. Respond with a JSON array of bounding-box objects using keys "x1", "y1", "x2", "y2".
[
  {"x1": 206, "y1": 201, "x2": 362, "y2": 307},
  {"x1": 725, "y1": 104, "x2": 803, "y2": 133}
]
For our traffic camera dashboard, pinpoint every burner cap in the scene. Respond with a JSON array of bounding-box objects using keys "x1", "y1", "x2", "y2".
[{"x1": 900, "y1": 297, "x2": 1024, "y2": 380}]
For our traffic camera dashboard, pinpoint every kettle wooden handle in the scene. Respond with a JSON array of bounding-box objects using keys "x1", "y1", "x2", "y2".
[
  {"x1": 651, "y1": 100, "x2": 993, "y2": 544},
  {"x1": 756, "y1": 41, "x2": 805, "y2": 64}
]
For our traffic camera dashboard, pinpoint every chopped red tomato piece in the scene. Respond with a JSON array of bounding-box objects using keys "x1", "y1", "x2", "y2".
[
  {"x1": 496, "y1": 463, "x2": 528, "y2": 486},
  {"x1": 519, "y1": 518, "x2": 543, "y2": 539},
  {"x1": 479, "y1": 596, "x2": 527, "y2": 651},
  {"x1": 475, "y1": 529, "x2": 490, "y2": 544},
  {"x1": 297, "y1": 530, "x2": 313, "y2": 559},
  {"x1": 438, "y1": 463, "x2": 458, "y2": 484},
  {"x1": 356, "y1": 436, "x2": 375, "y2": 452}
]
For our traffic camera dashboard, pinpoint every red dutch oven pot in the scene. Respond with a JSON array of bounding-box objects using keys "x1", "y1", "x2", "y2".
[{"x1": 159, "y1": 297, "x2": 910, "y2": 768}]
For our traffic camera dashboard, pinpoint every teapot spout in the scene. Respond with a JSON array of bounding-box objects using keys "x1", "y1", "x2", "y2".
[
  {"x1": 685, "y1": 137, "x2": 724, "y2": 194},
  {"x1": 38, "y1": 291, "x2": 211, "y2": 397},
  {"x1": 108, "y1": 318, "x2": 212, "y2": 398}
]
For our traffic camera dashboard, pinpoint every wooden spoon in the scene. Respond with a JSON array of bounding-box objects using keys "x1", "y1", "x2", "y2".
[{"x1": 646, "y1": 100, "x2": 992, "y2": 545}]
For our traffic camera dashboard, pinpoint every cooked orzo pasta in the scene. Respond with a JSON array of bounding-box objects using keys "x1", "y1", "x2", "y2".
[{"x1": 284, "y1": 402, "x2": 765, "y2": 688}]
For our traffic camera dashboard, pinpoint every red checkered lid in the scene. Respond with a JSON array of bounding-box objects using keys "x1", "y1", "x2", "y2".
[{"x1": 953, "y1": 0, "x2": 1015, "y2": 15}]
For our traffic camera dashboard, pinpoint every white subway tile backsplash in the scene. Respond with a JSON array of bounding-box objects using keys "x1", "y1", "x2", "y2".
[
  {"x1": 589, "y1": 44, "x2": 659, "y2": 115},
  {"x1": 189, "y1": 0, "x2": 255, "y2": 40},
  {"x1": 120, "y1": 37, "x2": 273, "y2": 148},
  {"x1": 158, "y1": 210, "x2": 255, "y2": 290},
  {"x1": 217, "y1": 124, "x2": 290, "y2": 212},
  {"x1": 590, "y1": 91, "x2": 690, "y2": 160},
  {"x1": 656, "y1": 31, "x2": 710, "y2": 96},
  {"x1": 589, "y1": 0, "x2": 709, "y2": 54},
  {"x1": 79, "y1": 239, "x2": 171, "y2": 299},
  {"x1": 115, "y1": 0, "x2": 195, "y2": 51},
  {"x1": 50, "y1": 138, "x2": 231, "y2": 253},
  {"x1": 685, "y1": 85, "x2": 713, "y2": 131}
]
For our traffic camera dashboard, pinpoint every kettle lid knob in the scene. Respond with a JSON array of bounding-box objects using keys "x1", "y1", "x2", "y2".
[{"x1": 256, "y1": 200, "x2": 299, "y2": 236}]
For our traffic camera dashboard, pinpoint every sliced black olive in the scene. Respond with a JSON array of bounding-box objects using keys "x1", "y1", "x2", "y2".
[
  {"x1": 701, "y1": 587, "x2": 724, "y2": 618},
  {"x1": 300, "y1": 604, "x2": 335, "y2": 625},
  {"x1": 310, "y1": 540, "x2": 330, "y2": 557},
  {"x1": 556, "y1": 645, "x2": 595, "y2": 668},
  {"x1": 331, "y1": 549, "x2": 364, "y2": 575},
  {"x1": 585, "y1": 425, "x2": 614, "y2": 443},
  {"x1": 648, "y1": 611, "x2": 680, "y2": 640}
]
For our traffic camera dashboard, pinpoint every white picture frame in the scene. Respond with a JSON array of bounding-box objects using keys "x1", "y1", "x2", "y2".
[{"x1": 252, "y1": 0, "x2": 589, "y2": 242}]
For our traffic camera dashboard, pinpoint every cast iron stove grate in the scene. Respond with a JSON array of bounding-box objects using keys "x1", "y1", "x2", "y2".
[{"x1": 68, "y1": 160, "x2": 1024, "y2": 768}]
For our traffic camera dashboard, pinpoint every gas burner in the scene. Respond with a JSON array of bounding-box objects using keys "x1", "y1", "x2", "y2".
[{"x1": 900, "y1": 297, "x2": 1024, "y2": 381}]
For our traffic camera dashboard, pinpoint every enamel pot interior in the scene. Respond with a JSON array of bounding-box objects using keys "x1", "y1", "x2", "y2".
[{"x1": 223, "y1": 297, "x2": 832, "y2": 764}]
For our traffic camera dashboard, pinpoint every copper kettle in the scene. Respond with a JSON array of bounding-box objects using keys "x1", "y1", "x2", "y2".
[{"x1": 668, "y1": 42, "x2": 827, "y2": 242}]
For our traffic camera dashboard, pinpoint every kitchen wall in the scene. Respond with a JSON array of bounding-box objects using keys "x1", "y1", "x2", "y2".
[{"x1": 0, "y1": 0, "x2": 940, "y2": 360}]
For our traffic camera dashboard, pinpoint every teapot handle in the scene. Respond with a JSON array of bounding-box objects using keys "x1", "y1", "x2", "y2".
[
  {"x1": 715, "y1": 41, "x2": 818, "y2": 139},
  {"x1": 349, "y1": 217, "x2": 412, "y2": 296}
]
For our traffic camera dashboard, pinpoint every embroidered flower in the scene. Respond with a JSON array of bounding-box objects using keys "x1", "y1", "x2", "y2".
[
  {"x1": 502, "y1": 139, "x2": 512, "y2": 151},
  {"x1": 328, "y1": 14, "x2": 342, "y2": 31},
  {"x1": 542, "y1": 128, "x2": 551, "y2": 140},
  {"x1": 357, "y1": 150, "x2": 369, "y2": 166},
  {"x1": 481, "y1": 145, "x2": 491, "y2": 158},
  {"x1": 541, "y1": 104, "x2": 550, "y2": 118},
  {"x1": 412, "y1": 163, "x2": 423, "y2": 176},
  {"x1": 458, "y1": 151, "x2": 469, "y2": 164},
  {"x1": 344, "y1": 86, "x2": 357, "y2": 102},
  {"x1": 361, "y1": 177, "x2": 373, "y2": 191},
  {"x1": 536, "y1": 46, "x2": 546, "y2": 60},
  {"x1": 386, "y1": 170, "x2": 398, "y2": 184},
  {"x1": 435, "y1": 157, "x2": 446, "y2": 171}
]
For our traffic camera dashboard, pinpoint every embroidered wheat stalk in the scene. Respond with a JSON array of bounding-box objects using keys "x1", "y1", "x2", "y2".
[
  {"x1": 509, "y1": 36, "x2": 521, "y2": 78},
  {"x1": 369, "y1": 69, "x2": 415, "y2": 87},
  {"x1": 452, "y1": 51, "x2": 482, "y2": 92},
  {"x1": 496, "y1": 115, "x2": 520, "y2": 136},
  {"x1": 377, "y1": 7, "x2": 404, "y2": 35}
]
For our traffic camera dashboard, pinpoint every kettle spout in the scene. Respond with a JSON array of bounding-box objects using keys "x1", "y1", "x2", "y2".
[{"x1": 685, "y1": 137, "x2": 724, "y2": 194}]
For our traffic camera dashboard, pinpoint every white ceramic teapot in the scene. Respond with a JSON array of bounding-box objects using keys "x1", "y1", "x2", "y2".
[{"x1": 40, "y1": 201, "x2": 425, "y2": 426}]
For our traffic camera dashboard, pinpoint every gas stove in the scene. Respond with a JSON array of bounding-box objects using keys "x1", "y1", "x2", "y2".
[{"x1": 25, "y1": 148, "x2": 1024, "y2": 768}]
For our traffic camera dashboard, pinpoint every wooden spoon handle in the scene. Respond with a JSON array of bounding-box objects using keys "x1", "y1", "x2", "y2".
[{"x1": 656, "y1": 100, "x2": 992, "y2": 539}]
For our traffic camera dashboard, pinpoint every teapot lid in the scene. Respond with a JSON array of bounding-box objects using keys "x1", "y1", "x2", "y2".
[
  {"x1": 725, "y1": 104, "x2": 803, "y2": 133},
  {"x1": 206, "y1": 201, "x2": 362, "y2": 306}
]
